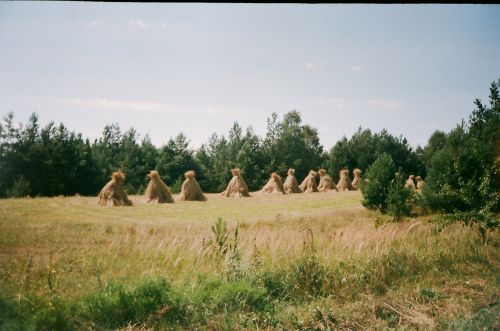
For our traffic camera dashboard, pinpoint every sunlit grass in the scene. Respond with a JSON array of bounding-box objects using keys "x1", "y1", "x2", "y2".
[{"x1": 0, "y1": 191, "x2": 498, "y2": 329}]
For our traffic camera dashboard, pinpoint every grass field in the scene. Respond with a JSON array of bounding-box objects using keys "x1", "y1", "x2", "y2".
[{"x1": 0, "y1": 191, "x2": 498, "y2": 330}]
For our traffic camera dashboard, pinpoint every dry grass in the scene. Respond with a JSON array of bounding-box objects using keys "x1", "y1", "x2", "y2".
[{"x1": 0, "y1": 191, "x2": 498, "y2": 329}]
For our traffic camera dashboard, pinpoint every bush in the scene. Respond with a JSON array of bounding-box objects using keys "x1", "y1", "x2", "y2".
[
  {"x1": 5, "y1": 176, "x2": 31, "y2": 198},
  {"x1": 386, "y1": 172, "x2": 412, "y2": 220},
  {"x1": 361, "y1": 153, "x2": 396, "y2": 212},
  {"x1": 422, "y1": 79, "x2": 500, "y2": 214}
]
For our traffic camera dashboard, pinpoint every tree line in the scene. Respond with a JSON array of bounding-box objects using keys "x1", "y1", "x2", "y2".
[
  {"x1": 0, "y1": 110, "x2": 421, "y2": 197},
  {"x1": 1, "y1": 79, "x2": 498, "y2": 216}
]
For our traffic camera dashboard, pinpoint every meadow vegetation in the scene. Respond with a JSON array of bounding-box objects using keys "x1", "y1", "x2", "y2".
[{"x1": 0, "y1": 192, "x2": 498, "y2": 330}]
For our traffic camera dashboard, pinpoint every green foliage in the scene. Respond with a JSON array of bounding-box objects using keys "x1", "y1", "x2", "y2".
[
  {"x1": 193, "y1": 278, "x2": 273, "y2": 315},
  {"x1": 361, "y1": 153, "x2": 396, "y2": 212},
  {"x1": 423, "y1": 79, "x2": 500, "y2": 213},
  {"x1": 209, "y1": 218, "x2": 229, "y2": 256},
  {"x1": 327, "y1": 127, "x2": 424, "y2": 182},
  {"x1": 386, "y1": 172, "x2": 412, "y2": 220},
  {"x1": 5, "y1": 176, "x2": 31, "y2": 198},
  {"x1": 82, "y1": 278, "x2": 187, "y2": 329},
  {"x1": 261, "y1": 111, "x2": 326, "y2": 181}
]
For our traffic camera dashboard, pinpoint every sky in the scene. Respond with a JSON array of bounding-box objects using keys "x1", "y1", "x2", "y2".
[{"x1": 1, "y1": 3, "x2": 499, "y2": 150}]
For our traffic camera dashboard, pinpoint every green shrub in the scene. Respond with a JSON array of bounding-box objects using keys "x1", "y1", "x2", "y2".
[
  {"x1": 386, "y1": 172, "x2": 412, "y2": 220},
  {"x1": 361, "y1": 153, "x2": 396, "y2": 212}
]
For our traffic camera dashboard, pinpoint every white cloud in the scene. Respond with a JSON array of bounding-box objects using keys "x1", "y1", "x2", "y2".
[
  {"x1": 85, "y1": 20, "x2": 99, "y2": 29},
  {"x1": 159, "y1": 22, "x2": 167, "y2": 29},
  {"x1": 60, "y1": 98, "x2": 176, "y2": 113},
  {"x1": 367, "y1": 99, "x2": 401, "y2": 110},
  {"x1": 315, "y1": 97, "x2": 345, "y2": 109},
  {"x1": 128, "y1": 19, "x2": 147, "y2": 29},
  {"x1": 306, "y1": 62, "x2": 318, "y2": 70},
  {"x1": 351, "y1": 65, "x2": 363, "y2": 72}
]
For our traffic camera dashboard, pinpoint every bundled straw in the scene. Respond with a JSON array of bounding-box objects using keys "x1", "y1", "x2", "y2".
[
  {"x1": 351, "y1": 168, "x2": 362, "y2": 190},
  {"x1": 98, "y1": 171, "x2": 132, "y2": 206},
  {"x1": 404, "y1": 175, "x2": 416, "y2": 190},
  {"x1": 145, "y1": 170, "x2": 174, "y2": 203},
  {"x1": 283, "y1": 168, "x2": 302, "y2": 193},
  {"x1": 176, "y1": 170, "x2": 207, "y2": 201},
  {"x1": 260, "y1": 172, "x2": 285, "y2": 194},
  {"x1": 220, "y1": 168, "x2": 251, "y2": 197},
  {"x1": 317, "y1": 169, "x2": 337, "y2": 192},
  {"x1": 336, "y1": 169, "x2": 354, "y2": 191},
  {"x1": 299, "y1": 170, "x2": 319, "y2": 193},
  {"x1": 415, "y1": 176, "x2": 425, "y2": 191}
]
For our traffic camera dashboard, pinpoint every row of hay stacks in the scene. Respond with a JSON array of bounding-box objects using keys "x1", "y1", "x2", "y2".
[
  {"x1": 99, "y1": 170, "x2": 207, "y2": 206},
  {"x1": 98, "y1": 168, "x2": 365, "y2": 206}
]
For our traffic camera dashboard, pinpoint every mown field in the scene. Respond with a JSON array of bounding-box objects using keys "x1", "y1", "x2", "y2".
[{"x1": 0, "y1": 191, "x2": 498, "y2": 330}]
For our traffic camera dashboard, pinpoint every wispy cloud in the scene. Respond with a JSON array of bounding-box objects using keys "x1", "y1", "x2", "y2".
[
  {"x1": 368, "y1": 98, "x2": 401, "y2": 110},
  {"x1": 128, "y1": 19, "x2": 147, "y2": 29},
  {"x1": 85, "y1": 20, "x2": 99, "y2": 29},
  {"x1": 306, "y1": 62, "x2": 318, "y2": 70},
  {"x1": 60, "y1": 98, "x2": 176, "y2": 113},
  {"x1": 351, "y1": 65, "x2": 363, "y2": 72},
  {"x1": 315, "y1": 97, "x2": 345, "y2": 110}
]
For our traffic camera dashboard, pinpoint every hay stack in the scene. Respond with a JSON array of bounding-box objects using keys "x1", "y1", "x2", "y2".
[
  {"x1": 145, "y1": 170, "x2": 174, "y2": 203},
  {"x1": 220, "y1": 168, "x2": 251, "y2": 197},
  {"x1": 318, "y1": 169, "x2": 337, "y2": 192},
  {"x1": 260, "y1": 172, "x2": 285, "y2": 194},
  {"x1": 98, "y1": 171, "x2": 132, "y2": 206},
  {"x1": 336, "y1": 169, "x2": 354, "y2": 191},
  {"x1": 299, "y1": 170, "x2": 319, "y2": 193},
  {"x1": 351, "y1": 169, "x2": 362, "y2": 190},
  {"x1": 283, "y1": 168, "x2": 302, "y2": 194},
  {"x1": 176, "y1": 170, "x2": 207, "y2": 201},
  {"x1": 415, "y1": 176, "x2": 425, "y2": 191},
  {"x1": 405, "y1": 175, "x2": 416, "y2": 190}
]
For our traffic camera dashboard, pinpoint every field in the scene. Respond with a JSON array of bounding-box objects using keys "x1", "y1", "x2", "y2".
[{"x1": 0, "y1": 191, "x2": 498, "y2": 330}]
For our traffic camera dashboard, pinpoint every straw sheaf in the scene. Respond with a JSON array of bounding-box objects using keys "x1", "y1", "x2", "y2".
[
  {"x1": 353, "y1": 169, "x2": 362, "y2": 176},
  {"x1": 319, "y1": 169, "x2": 327, "y2": 176},
  {"x1": 112, "y1": 171, "x2": 126, "y2": 181},
  {"x1": 145, "y1": 170, "x2": 174, "y2": 203},
  {"x1": 185, "y1": 170, "x2": 195, "y2": 179},
  {"x1": 147, "y1": 170, "x2": 160, "y2": 179},
  {"x1": 287, "y1": 168, "x2": 295, "y2": 176},
  {"x1": 231, "y1": 168, "x2": 241, "y2": 177}
]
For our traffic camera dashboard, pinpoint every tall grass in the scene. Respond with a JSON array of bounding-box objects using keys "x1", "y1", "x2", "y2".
[{"x1": 0, "y1": 192, "x2": 498, "y2": 329}]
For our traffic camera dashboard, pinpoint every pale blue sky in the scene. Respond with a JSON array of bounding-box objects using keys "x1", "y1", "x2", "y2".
[{"x1": 1, "y1": 3, "x2": 499, "y2": 149}]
